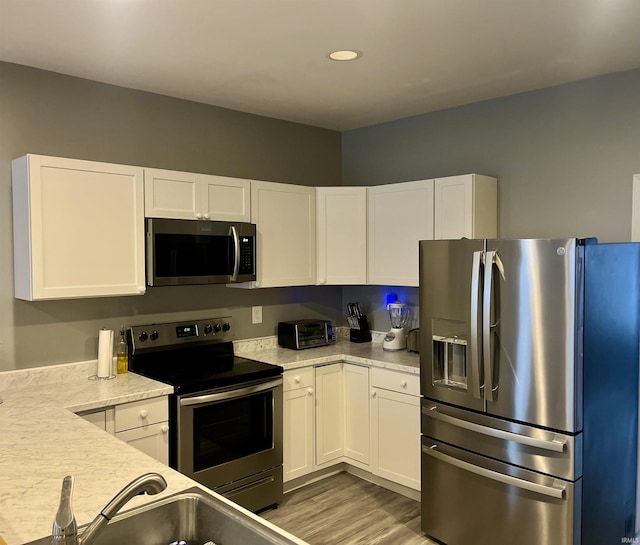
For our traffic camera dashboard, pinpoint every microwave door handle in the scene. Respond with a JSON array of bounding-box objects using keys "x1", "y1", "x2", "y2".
[
  {"x1": 230, "y1": 225, "x2": 240, "y2": 281},
  {"x1": 470, "y1": 250, "x2": 483, "y2": 399},
  {"x1": 483, "y1": 250, "x2": 496, "y2": 402}
]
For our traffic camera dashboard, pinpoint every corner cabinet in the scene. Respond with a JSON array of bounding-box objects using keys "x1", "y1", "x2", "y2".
[
  {"x1": 250, "y1": 181, "x2": 316, "y2": 288},
  {"x1": 315, "y1": 363, "x2": 370, "y2": 469},
  {"x1": 316, "y1": 187, "x2": 367, "y2": 285},
  {"x1": 12, "y1": 154, "x2": 146, "y2": 300},
  {"x1": 434, "y1": 174, "x2": 497, "y2": 240},
  {"x1": 368, "y1": 179, "x2": 434, "y2": 287},
  {"x1": 315, "y1": 363, "x2": 344, "y2": 466},
  {"x1": 144, "y1": 167, "x2": 251, "y2": 222}
]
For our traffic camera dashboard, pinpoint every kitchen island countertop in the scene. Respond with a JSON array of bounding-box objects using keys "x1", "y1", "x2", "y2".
[
  {"x1": 0, "y1": 363, "x2": 307, "y2": 545},
  {"x1": 0, "y1": 335, "x2": 418, "y2": 544}
]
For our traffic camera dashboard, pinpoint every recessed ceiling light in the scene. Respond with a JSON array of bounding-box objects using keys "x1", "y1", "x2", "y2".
[{"x1": 328, "y1": 50, "x2": 362, "y2": 61}]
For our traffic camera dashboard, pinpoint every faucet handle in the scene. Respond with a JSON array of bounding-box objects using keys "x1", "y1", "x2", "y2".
[{"x1": 52, "y1": 475, "x2": 78, "y2": 544}]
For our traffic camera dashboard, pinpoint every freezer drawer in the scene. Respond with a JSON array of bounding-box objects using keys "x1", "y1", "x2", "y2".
[
  {"x1": 422, "y1": 401, "x2": 580, "y2": 481},
  {"x1": 421, "y1": 439, "x2": 579, "y2": 545}
]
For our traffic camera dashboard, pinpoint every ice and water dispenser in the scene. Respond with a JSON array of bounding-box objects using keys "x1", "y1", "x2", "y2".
[{"x1": 431, "y1": 319, "x2": 468, "y2": 391}]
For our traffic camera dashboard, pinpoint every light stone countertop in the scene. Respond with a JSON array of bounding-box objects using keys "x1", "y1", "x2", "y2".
[
  {"x1": 235, "y1": 336, "x2": 421, "y2": 374},
  {"x1": 0, "y1": 335, "x2": 418, "y2": 544},
  {"x1": 0, "y1": 362, "x2": 308, "y2": 545}
]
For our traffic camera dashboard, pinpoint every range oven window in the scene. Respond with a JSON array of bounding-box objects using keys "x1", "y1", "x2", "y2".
[{"x1": 192, "y1": 390, "x2": 274, "y2": 471}]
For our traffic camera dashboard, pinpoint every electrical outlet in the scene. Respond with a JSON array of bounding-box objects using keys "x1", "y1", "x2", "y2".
[{"x1": 252, "y1": 306, "x2": 263, "y2": 324}]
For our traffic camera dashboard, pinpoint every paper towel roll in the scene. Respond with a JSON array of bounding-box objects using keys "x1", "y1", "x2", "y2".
[{"x1": 97, "y1": 329, "x2": 114, "y2": 378}]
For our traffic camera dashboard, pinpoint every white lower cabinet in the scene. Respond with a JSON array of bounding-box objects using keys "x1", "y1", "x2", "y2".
[
  {"x1": 114, "y1": 397, "x2": 169, "y2": 464},
  {"x1": 343, "y1": 364, "x2": 370, "y2": 466},
  {"x1": 314, "y1": 363, "x2": 370, "y2": 468},
  {"x1": 283, "y1": 368, "x2": 315, "y2": 482},
  {"x1": 315, "y1": 363, "x2": 344, "y2": 466},
  {"x1": 283, "y1": 363, "x2": 419, "y2": 493},
  {"x1": 115, "y1": 423, "x2": 170, "y2": 465},
  {"x1": 370, "y1": 368, "x2": 421, "y2": 490},
  {"x1": 78, "y1": 408, "x2": 114, "y2": 433}
]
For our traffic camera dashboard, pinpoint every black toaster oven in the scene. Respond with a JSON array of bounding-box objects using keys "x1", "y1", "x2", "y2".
[{"x1": 277, "y1": 319, "x2": 335, "y2": 350}]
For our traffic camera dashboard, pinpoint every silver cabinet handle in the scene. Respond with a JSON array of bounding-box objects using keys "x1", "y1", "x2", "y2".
[
  {"x1": 230, "y1": 225, "x2": 240, "y2": 281},
  {"x1": 422, "y1": 444, "x2": 566, "y2": 499},
  {"x1": 470, "y1": 250, "x2": 483, "y2": 399},
  {"x1": 424, "y1": 405, "x2": 566, "y2": 453},
  {"x1": 180, "y1": 378, "x2": 282, "y2": 406}
]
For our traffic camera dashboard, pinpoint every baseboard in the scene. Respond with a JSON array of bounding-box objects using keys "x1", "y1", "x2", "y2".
[
  {"x1": 283, "y1": 463, "x2": 421, "y2": 503},
  {"x1": 346, "y1": 466, "x2": 421, "y2": 502}
]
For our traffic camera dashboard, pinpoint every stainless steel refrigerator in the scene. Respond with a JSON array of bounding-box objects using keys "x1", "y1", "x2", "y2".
[{"x1": 419, "y1": 238, "x2": 639, "y2": 545}]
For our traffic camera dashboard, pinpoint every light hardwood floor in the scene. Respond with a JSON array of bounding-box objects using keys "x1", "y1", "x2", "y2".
[{"x1": 261, "y1": 473, "x2": 438, "y2": 545}]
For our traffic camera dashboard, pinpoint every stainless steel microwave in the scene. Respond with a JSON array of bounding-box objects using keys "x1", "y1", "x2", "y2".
[{"x1": 146, "y1": 218, "x2": 256, "y2": 286}]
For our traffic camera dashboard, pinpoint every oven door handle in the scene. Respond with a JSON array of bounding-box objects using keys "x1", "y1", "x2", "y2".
[{"x1": 179, "y1": 378, "x2": 283, "y2": 406}]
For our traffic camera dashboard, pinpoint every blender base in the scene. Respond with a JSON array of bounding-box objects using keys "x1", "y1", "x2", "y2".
[{"x1": 382, "y1": 328, "x2": 407, "y2": 351}]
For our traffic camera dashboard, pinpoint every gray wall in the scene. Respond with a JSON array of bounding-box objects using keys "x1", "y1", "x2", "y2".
[
  {"x1": 342, "y1": 68, "x2": 640, "y2": 332},
  {"x1": 0, "y1": 61, "x2": 343, "y2": 371}
]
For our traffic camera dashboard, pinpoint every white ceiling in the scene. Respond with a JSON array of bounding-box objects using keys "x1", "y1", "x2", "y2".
[{"x1": 1, "y1": 0, "x2": 640, "y2": 131}]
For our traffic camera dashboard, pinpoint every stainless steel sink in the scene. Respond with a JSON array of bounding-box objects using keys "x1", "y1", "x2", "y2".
[{"x1": 26, "y1": 487, "x2": 302, "y2": 545}]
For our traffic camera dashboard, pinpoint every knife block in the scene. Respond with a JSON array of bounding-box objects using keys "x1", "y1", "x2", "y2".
[{"x1": 350, "y1": 315, "x2": 372, "y2": 343}]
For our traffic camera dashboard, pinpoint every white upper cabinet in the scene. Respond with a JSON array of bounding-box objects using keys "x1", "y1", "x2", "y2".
[
  {"x1": 368, "y1": 179, "x2": 435, "y2": 287},
  {"x1": 250, "y1": 180, "x2": 316, "y2": 288},
  {"x1": 434, "y1": 174, "x2": 497, "y2": 240},
  {"x1": 12, "y1": 154, "x2": 146, "y2": 300},
  {"x1": 316, "y1": 187, "x2": 367, "y2": 285},
  {"x1": 144, "y1": 167, "x2": 250, "y2": 222}
]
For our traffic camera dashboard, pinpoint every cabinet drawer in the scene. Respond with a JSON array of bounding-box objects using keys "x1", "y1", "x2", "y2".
[
  {"x1": 115, "y1": 397, "x2": 168, "y2": 432},
  {"x1": 371, "y1": 368, "x2": 420, "y2": 396},
  {"x1": 283, "y1": 367, "x2": 314, "y2": 392}
]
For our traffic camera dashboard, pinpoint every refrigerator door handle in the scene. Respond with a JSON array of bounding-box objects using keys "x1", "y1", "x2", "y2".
[
  {"x1": 424, "y1": 405, "x2": 567, "y2": 452},
  {"x1": 422, "y1": 444, "x2": 567, "y2": 499},
  {"x1": 470, "y1": 250, "x2": 484, "y2": 399},
  {"x1": 483, "y1": 250, "x2": 496, "y2": 402}
]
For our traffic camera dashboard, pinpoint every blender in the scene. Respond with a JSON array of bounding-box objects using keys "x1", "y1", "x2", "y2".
[{"x1": 382, "y1": 302, "x2": 410, "y2": 351}]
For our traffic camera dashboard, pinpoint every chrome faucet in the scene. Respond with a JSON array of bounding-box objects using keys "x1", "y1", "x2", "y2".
[{"x1": 52, "y1": 473, "x2": 168, "y2": 545}]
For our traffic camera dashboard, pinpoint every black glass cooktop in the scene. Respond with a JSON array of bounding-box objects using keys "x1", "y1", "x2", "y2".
[{"x1": 129, "y1": 342, "x2": 281, "y2": 395}]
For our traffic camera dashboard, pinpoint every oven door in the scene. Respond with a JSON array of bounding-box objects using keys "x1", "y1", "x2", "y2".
[{"x1": 177, "y1": 377, "x2": 283, "y2": 493}]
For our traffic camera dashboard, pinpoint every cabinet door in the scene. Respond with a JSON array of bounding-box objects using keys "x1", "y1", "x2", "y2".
[
  {"x1": 371, "y1": 387, "x2": 421, "y2": 490},
  {"x1": 251, "y1": 181, "x2": 316, "y2": 287},
  {"x1": 79, "y1": 410, "x2": 107, "y2": 431},
  {"x1": 343, "y1": 364, "x2": 370, "y2": 466},
  {"x1": 283, "y1": 386, "x2": 315, "y2": 482},
  {"x1": 316, "y1": 187, "x2": 367, "y2": 285},
  {"x1": 144, "y1": 167, "x2": 199, "y2": 219},
  {"x1": 368, "y1": 179, "x2": 434, "y2": 287},
  {"x1": 198, "y1": 174, "x2": 251, "y2": 223},
  {"x1": 315, "y1": 363, "x2": 344, "y2": 466},
  {"x1": 116, "y1": 422, "x2": 169, "y2": 465},
  {"x1": 12, "y1": 154, "x2": 146, "y2": 300},
  {"x1": 434, "y1": 174, "x2": 497, "y2": 240}
]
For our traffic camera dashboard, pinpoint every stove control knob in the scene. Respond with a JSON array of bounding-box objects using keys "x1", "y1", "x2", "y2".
[
  {"x1": 149, "y1": 331, "x2": 159, "y2": 341},
  {"x1": 213, "y1": 323, "x2": 222, "y2": 333},
  {"x1": 138, "y1": 331, "x2": 148, "y2": 342},
  {"x1": 204, "y1": 324, "x2": 213, "y2": 335},
  {"x1": 222, "y1": 322, "x2": 231, "y2": 332}
]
